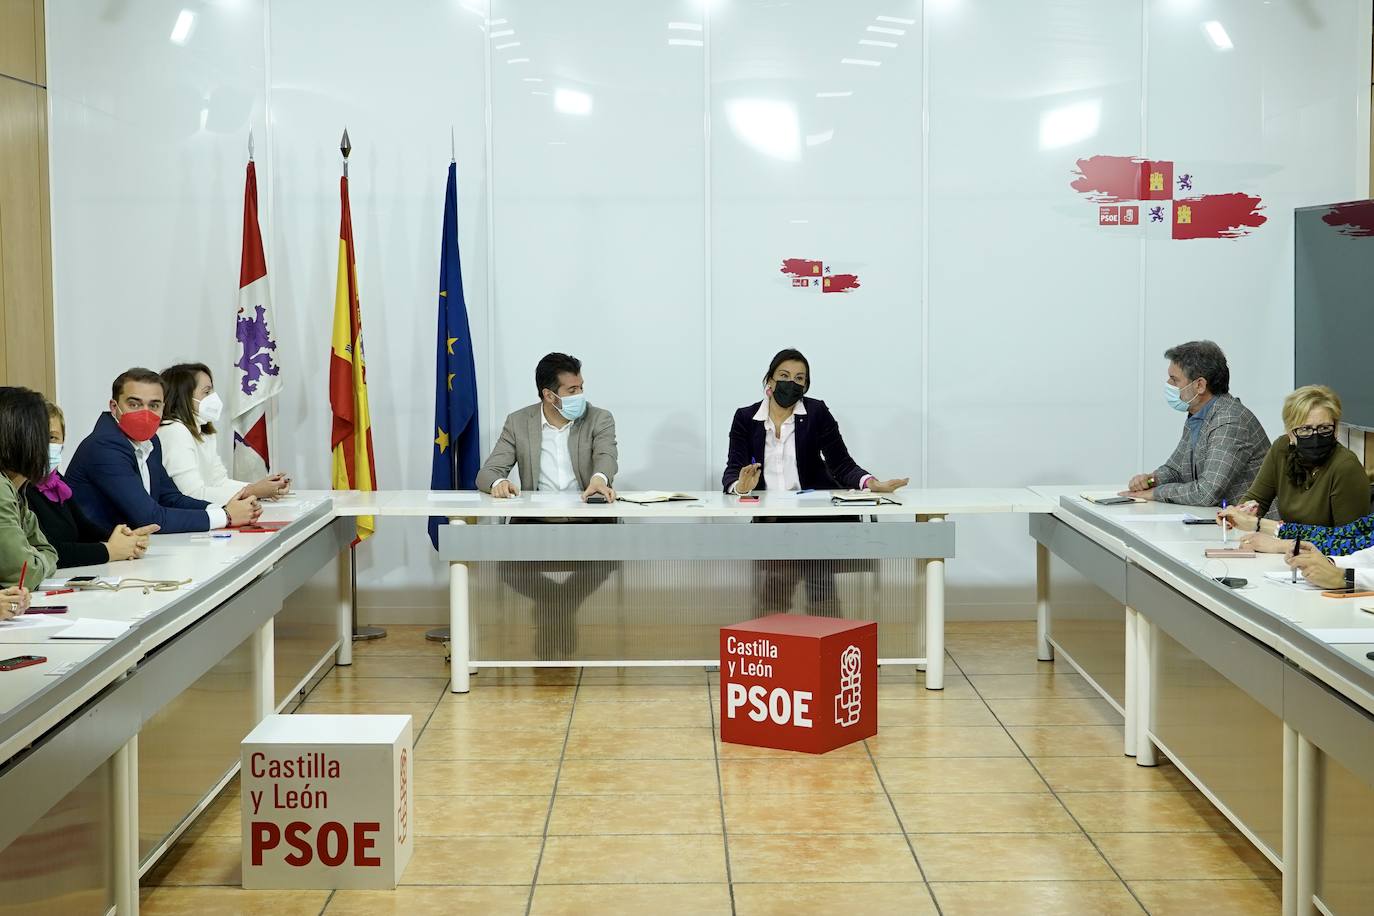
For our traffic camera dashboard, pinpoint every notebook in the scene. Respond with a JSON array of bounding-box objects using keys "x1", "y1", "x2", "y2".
[{"x1": 617, "y1": 492, "x2": 699, "y2": 504}]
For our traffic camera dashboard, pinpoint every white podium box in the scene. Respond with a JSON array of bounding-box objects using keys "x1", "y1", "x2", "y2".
[{"x1": 240, "y1": 714, "x2": 413, "y2": 889}]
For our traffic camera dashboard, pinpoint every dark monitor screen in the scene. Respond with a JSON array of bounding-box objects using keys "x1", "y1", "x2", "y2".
[{"x1": 1294, "y1": 200, "x2": 1374, "y2": 429}]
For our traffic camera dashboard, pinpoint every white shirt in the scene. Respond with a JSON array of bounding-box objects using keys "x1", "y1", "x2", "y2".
[
  {"x1": 157, "y1": 421, "x2": 250, "y2": 505},
  {"x1": 136, "y1": 430, "x2": 227, "y2": 529},
  {"x1": 538, "y1": 414, "x2": 579, "y2": 492},
  {"x1": 758, "y1": 398, "x2": 804, "y2": 492},
  {"x1": 1331, "y1": 546, "x2": 1374, "y2": 590}
]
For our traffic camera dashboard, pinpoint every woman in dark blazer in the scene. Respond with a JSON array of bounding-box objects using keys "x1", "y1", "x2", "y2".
[
  {"x1": 723, "y1": 348, "x2": 907, "y2": 615},
  {"x1": 26, "y1": 401, "x2": 156, "y2": 568}
]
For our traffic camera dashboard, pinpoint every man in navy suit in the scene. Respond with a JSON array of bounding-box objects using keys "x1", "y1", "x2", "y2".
[{"x1": 66, "y1": 368, "x2": 261, "y2": 536}]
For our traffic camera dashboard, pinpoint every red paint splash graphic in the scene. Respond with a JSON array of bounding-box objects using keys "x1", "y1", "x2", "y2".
[
  {"x1": 780, "y1": 258, "x2": 823, "y2": 278},
  {"x1": 1172, "y1": 194, "x2": 1266, "y2": 240},
  {"x1": 1321, "y1": 200, "x2": 1374, "y2": 237},
  {"x1": 1070, "y1": 156, "x2": 1173, "y2": 202},
  {"x1": 822, "y1": 274, "x2": 860, "y2": 293}
]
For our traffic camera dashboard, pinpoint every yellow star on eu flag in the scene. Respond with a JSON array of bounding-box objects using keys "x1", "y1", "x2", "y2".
[
  {"x1": 447, "y1": 372, "x2": 456, "y2": 391},
  {"x1": 446, "y1": 336, "x2": 459, "y2": 355},
  {"x1": 434, "y1": 427, "x2": 450, "y2": 453}
]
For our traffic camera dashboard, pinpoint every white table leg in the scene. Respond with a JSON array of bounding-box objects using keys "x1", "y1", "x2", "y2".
[
  {"x1": 923, "y1": 516, "x2": 945, "y2": 691},
  {"x1": 1283, "y1": 724, "x2": 1298, "y2": 916},
  {"x1": 113, "y1": 735, "x2": 138, "y2": 915},
  {"x1": 450, "y1": 521, "x2": 470, "y2": 693},
  {"x1": 1124, "y1": 607, "x2": 1137, "y2": 758},
  {"x1": 1135, "y1": 612, "x2": 1157, "y2": 767},
  {"x1": 251, "y1": 619, "x2": 275, "y2": 721},
  {"x1": 1296, "y1": 733, "x2": 1318, "y2": 915},
  {"x1": 335, "y1": 549, "x2": 353, "y2": 666},
  {"x1": 1035, "y1": 543, "x2": 1053, "y2": 661}
]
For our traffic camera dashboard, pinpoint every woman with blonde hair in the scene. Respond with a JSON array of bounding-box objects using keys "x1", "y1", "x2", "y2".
[{"x1": 1219, "y1": 384, "x2": 1370, "y2": 550}]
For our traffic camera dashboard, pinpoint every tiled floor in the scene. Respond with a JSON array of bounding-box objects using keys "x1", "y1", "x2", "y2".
[{"x1": 141, "y1": 621, "x2": 1281, "y2": 915}]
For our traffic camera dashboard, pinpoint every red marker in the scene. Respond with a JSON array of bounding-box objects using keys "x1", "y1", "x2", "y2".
[{"x1": 43, "y1": 588, "x2": 75, "y2": 597}]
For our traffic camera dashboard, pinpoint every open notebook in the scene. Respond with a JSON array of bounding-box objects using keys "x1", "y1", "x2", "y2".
[{"x1": 616, "y1": 492, "x2": 700, "y2": 504}]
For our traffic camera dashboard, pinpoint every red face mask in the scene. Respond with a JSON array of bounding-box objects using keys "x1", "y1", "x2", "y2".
[{"x1": 116, "y1": 408, "x2": 161, "y2": 442}]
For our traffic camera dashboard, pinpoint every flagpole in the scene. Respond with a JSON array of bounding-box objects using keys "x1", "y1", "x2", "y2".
[{"x1": 339, "y1": 127, "x2": 386, "y2": 644}]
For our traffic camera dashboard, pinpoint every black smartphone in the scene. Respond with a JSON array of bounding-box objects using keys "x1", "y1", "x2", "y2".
[
  {"x1": 586, "y1": 494, "x2": 608, "y2": 504},
  {"x1": 1183, "y1": 518, "x2": 1218, "y2": 526},
  {"x1": 65, "y1": 576, "x2": 97, "y2": 586},
  {"x1": 1093, "y1": 496, "x2": 1136, "y2": 506},
  {"x1": 1215, "y1": 577, "x2": 1248, "y2": 589},
  {"x1": 0, "y1": 655, "x2": 46, "y2": 671}
]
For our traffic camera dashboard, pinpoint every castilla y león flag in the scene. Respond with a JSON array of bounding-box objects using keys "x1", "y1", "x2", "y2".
[
  {"x1": 232, "y1": 161, "x2": 282, "y2": 480},
  {"x1": 329, "y1": 173, "x2": 377, "y2": 541}
]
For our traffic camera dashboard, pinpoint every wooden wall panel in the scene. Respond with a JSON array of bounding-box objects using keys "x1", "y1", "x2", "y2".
[
  {"x1": 0, "y1": 0, "x2": 41, "y2": 85},
  {"x1": 0, "y1": 0, "x2": 52, "y2": 394},
  {"x1": 0, "y1": 79, "x2": 51, "y2": 392}
]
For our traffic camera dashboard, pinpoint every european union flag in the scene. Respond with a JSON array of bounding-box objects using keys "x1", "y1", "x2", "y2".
[{"x1": 428, "y1": 162, "x2": 481, "y2": 548}]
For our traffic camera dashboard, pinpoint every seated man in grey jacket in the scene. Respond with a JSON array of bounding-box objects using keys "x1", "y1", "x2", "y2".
[
  {"x1": 476, "y1": 352, "x2": 618, "y2": 658},
  {"x1": 1123, "y1": 340, "x2": 1270, "y2": 507}
]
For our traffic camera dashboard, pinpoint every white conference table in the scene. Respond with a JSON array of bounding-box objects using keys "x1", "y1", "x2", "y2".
[
  {"x1": 0, "y1": 495, "x2": 351, "y2": 915},
  {"x1": 1031, "y1": 487, "x2": 1374, "y2": 916},
  {"x1": 320, "y1": 488, "x2": 1055, "y2": 693}
]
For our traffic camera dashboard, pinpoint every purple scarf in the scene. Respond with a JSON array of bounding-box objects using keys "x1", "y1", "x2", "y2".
[{"x1": 35, "y1": 471, "x2": 72, "y2": 504}]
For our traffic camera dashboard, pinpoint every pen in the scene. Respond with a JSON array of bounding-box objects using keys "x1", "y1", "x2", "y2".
[
  {"x1": 1292, "y1": 538, "x2": 1300, "y2": 584},
  {"x1": 18, "y1": 561, "x2": 27, "y2": 590},
  {"x1": 43, "y1": 588, "x2": 75, "y2": 597},
  {"x1": 1221, "y1": 500, "x2": 1228, "y2": 545}
]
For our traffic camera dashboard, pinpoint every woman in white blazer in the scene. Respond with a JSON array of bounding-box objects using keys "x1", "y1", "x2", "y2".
[{"x1": 156, "y1": 363, "x2": 290, "y2": 504}]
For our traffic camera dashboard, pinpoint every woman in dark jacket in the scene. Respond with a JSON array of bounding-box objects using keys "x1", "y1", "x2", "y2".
[
  {"x1": 26, "y1": 402, "x2": 156, "y2": 568},
  {"x1": 723, "y1": 348, "x2": 907, "y2": 615}
]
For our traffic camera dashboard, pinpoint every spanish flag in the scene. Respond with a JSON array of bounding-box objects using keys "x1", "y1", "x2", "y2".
[{"x1": 329, "y1": 172, "x2": 377, "y2": 541}]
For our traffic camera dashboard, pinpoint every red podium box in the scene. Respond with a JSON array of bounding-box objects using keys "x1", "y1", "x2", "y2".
[{"x1": 720, "y1": 614, "x2": 877, "y2": 755}]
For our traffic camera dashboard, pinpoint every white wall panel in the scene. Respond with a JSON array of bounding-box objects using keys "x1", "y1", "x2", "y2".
[
  {"x1": 490, "y1": 0, "x2": 708, "y2": 488},
  {"x1": 49, "y1": 0, "x2": 267, "y2": 456},
  {"x1": 709, "y1": 0, "x2": 922, "y2": 490},
  {"x1": 926, "y1": 0, "x2": 1146, "y2": 611},
  {"x1": 266, "y1": 0, "x2": 488, "y2": 606},
  {"x1": 1140, "y1": 0, "x2": 1371, "y2": 459}
]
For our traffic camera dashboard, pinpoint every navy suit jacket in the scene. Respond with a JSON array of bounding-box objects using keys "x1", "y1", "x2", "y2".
[
  {"x1": 722, "y1": 397, "x2": 869, "y2": 493},
  {"x1": 66, "y1": 413, "x2": 214, "y2": 534}
]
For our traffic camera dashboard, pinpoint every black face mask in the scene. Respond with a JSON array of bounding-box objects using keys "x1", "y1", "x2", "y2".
[
  {"x1": 770, "y1": 380, "x2": 805, "y2": 409},
  {"x1": 1294, "y1": 431, "x2": 1337, "y2": 469}
]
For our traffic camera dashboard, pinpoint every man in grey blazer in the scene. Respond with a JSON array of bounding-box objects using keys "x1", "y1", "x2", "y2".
[
  {"x1": 477, "y1": 352, "x2": 618, "y2": 658},
  {"x1": 1123, "y1": 340, "x2": 1270, "y2": 507},
  {"x1": 477, "y1": 352, "x2": 617, "y2": 502}
]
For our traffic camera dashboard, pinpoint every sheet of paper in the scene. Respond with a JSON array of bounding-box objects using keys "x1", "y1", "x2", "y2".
[
  {"x1": 1308, "y1": 628, "x2": 1374, "y2": 644},
  {"x1": 50, "y1": 618, "x2": 132, "y2": 640},
  {"x1": 0, "y1": 615, "x2": 72, "y2": 642},
  {"x1": 1116, "y1": 514, "x2": 1201, "y2": 524},
  {"x1": 1262, "y1": 571, "x2": 1325, "y2": 590},
  {"x1": 1079, "y1": 492, "x2": 1143, "y2": 504}
]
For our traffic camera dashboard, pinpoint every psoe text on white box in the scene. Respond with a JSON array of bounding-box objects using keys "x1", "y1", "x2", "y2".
[{"x1": 240, "y1": 714, "x2": 413, "y2": 890}]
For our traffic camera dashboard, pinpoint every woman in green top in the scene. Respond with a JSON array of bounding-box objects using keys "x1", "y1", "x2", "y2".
[
  {"x1": 0, "y1": 388, "x2": 59, "y2": 606},
  {"x1": 1219, "y1": 385, "x2": 1370, "y2": 551}
]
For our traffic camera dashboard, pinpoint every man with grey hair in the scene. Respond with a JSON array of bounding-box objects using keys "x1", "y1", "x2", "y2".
[{"x1": 1122, "y1": 340, "x2": 1269, "y2": 506}]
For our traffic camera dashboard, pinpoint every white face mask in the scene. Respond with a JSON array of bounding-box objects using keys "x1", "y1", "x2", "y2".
[
  {"x1": 48, "y1": 444, "x2": 63, "y2": 475},
  {"x1": 195, "y1": 391, "x2": 224, "y2": 425}
]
